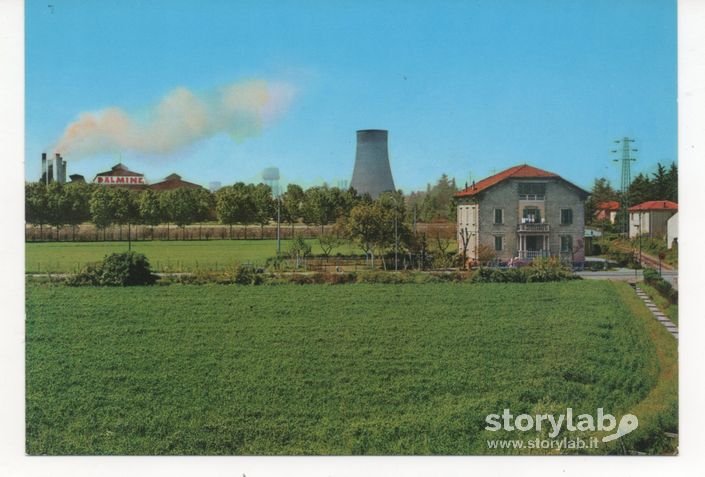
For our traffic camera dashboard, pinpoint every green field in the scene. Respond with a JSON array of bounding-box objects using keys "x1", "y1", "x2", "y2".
[
  {"x1": 25, "y1": 240, "x2": 361, "y2": 273},
  {"x1": 25, "y1": 281, "x2": 677, "y2": 455}
]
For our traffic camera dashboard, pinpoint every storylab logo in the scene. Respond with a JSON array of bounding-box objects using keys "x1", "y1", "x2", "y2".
[{"x1": 485, "y1": 408, "x2": 639, "y2": 443}]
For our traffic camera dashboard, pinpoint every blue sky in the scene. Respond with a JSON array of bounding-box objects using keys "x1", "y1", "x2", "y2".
[{"x1": 25, "y1": 0, "x2": 677, "y2": 192}]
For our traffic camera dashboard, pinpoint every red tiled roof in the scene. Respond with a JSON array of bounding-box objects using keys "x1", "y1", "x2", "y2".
[
  {"x1": 94, "y1": 163, "x2": 144, "y2": 177},
  {"x1": 628, "y1": 200, "x2": 678, "y2": 212},
  {"x1": 149, "y1": 173, "x2": 202, "y2": 191},
  {"x1": 454, "y1": 164, "x2": 586, "y2": 197},
  {"x1": 596, "y1": 200, "x2": 620, "y2": 211}
]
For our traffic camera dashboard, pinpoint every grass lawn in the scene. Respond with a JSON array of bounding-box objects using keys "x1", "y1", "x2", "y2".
[
  {"x1": 25, "y1": 281, "x2": 677, "y2": 455},
  {"x1": 25, "y1": 239, "x2": 361, "y2": 273}
]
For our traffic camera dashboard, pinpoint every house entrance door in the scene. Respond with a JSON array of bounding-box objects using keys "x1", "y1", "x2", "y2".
[{"x1": 525, "y1": 235, "x2": 543, "y2": 251}]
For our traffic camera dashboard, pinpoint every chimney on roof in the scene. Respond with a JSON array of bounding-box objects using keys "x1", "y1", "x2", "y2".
[{"x1": 472, "y1": 180, "x2": 476, "y2": 189}]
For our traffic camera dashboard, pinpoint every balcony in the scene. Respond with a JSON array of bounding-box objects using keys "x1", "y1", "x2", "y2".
[
  {"x1": 517, "y1": 250, "x2": 550, "y2": 259},
  {"x1": 517, "y1": 223, "x2": 550, "y2": 233}
]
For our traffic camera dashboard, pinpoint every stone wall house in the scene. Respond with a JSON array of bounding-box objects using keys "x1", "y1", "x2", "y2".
[{"x1": 455, "y1": 164, "x2": 589, "y2": 264}]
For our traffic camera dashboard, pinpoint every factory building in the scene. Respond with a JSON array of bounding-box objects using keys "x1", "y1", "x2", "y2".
[
  {"x1": 149, "y1": 173, "x2": 203, "y2": 191},
  {"x1": 93, "y1": 163, "x2": 147, "y2": 189},
  {"x1": 40, "y1": 153, "x2": 67, "y2": 184}
]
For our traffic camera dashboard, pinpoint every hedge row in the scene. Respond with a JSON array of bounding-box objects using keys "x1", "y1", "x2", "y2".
[{"x1": 643, "y1": 267, "x2": 678, "y2": 304}]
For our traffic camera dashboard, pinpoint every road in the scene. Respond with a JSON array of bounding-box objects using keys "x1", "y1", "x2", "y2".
[{"x1": 577, "y1": 269, "x2": 678, "y2": 289}]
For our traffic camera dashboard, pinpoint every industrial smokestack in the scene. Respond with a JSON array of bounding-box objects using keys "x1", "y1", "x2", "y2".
[
  {"x1": 41, "y1": 153, "x2": 47, "y2": 184},
  {"x1": 350, "y1": 129, "x2": 396, "y2": 199}
]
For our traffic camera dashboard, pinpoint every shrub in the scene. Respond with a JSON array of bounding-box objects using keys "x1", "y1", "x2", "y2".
[
  {"x1": 323, "y1": 272, "x2": 357, "y2": 285},
  {"x1": 525, "y1": 257, "x2": 577, "y2": 283},
  {"x1": 65, "y1": 263, "x2": 102, "y2": 286},
  {"x1": 67, "y1": 252, "x2": 156, "y2": 286},
  {"x1": 643, "y1": 267, "x2": 677, "y2": 305},
  {"x1": 471, "y1": 258, "x2": 578, "y2": 283},
  {"x1": 643, "y1": 267, "x2": 660, "y2": 284}
]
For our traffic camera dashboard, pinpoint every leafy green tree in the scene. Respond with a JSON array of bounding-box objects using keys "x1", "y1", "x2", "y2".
[
  {"x1": 193, "y1": 188, "x2": 215, "y2": 222},
  {"x1": 215, "y1": 184, "x2": 256, "y2": 239},
  {"x1": 25, "y1": 182, "x2": 49, "y2": 240},
  {"x1": 110, "y1": 188, "x2": 138, "y2": 242},
  {"x1": 251, "y1": 183, "x2": 275, "y2": 238},
  {"x1": 281, "y1": 184, "x2": 305, "y2": 234},
  {"x1": 45, "y1": 182, "x2": 73, "y2": 240},
  {"x1": 318, "y1": 233, "x2": 344, "y2": 257},
  {"x1": 346, "y1": 202, "x2": 394, "y2": 268},
  {"x1": 63, "y1": 182, "x2": 92, "y2": 239},
  {"x1": 287, "y1": 235, "x2": 312, "y2": 269},
  {"x1": 302, "y1": 186, "x2": 337, "y2": 234},
  {"x1": 138, "y1": 189, "x2": 162, "y2": 238},
  {"x1": 90, "y1": 187, "x2": 115, "y2": 239},
  {"x1": 413, "y1": 174, "x2": 458, "y2": 222},
  {"x1": 163, "y1": 188, "x2": 200, "y2": 239}
]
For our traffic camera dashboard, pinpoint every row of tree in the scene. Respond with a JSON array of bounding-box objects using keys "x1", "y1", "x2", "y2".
[{"x1": 25, "y1": 181, "x2": 390, "y2": 240}]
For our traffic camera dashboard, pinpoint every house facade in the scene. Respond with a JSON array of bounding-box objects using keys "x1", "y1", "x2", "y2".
[
  {"x1": 455, "y1": 165, "x2": 589, "y2": 264},
  {"x1": 628, "y1": 200, "x2": 678, "y2": 239},
  {"x1": 595, "y1": 200, "x2": 620, "y2": 224}
]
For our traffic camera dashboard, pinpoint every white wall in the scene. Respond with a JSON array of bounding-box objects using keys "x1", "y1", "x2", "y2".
[{"x1": 667, "y1": 212, "x2": 679, "y2": 248}]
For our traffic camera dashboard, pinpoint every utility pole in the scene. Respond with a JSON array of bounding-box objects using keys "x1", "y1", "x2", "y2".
[
  {"x1": 276, "y1": 192, "x2": 281, "y2": 258},
  {"x1": 612, "y1": 137, "x2": 637, "y2": 236}
]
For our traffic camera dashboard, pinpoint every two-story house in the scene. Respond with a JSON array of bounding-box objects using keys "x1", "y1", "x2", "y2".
[{"x1": 455, "y1": 164, "x2": 589, "y2": 264}]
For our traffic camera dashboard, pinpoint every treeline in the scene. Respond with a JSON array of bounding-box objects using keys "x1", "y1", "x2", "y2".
[
  {"x1": 585, "y1": 161, "x2": 678, "y2": 226},
  {"x1": 26, "y1": 172, "x2": 462, "y2": 239},
  {"x1": 25, "y1": 181, "x2": 371, "y2": 240}
]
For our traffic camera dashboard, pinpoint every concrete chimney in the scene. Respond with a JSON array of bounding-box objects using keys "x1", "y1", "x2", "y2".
[
  {"x1": 41, "y1": 153, "x2": 47, "y2": 184},
  {"x1": 349, "y1": 129, "x2": 396, "y2": 199}
]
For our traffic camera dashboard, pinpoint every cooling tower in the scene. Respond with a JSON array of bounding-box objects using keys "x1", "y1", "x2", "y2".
[{"x1": 350, "y1": 129, "x2": 396, "y2": 198}]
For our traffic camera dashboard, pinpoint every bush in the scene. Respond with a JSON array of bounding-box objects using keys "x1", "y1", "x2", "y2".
[
  {"x1": 471, "y1": 258, "x2": 578, "y2": 283},
  {"x1": 643, "y1": 267, "x2": 660, "y2": 284},
  {"x1": 65, "y1": 263, "x2": 102, "y2": 286},
  {"x1": 643, "y1": 267, "x2": 677, "y2": 304},
  {"x1": 525, "y1": 257, "x2": 578, "y2": 283},
  {"x1": 67, "y1": 252, "x2": 156, "y2": 286}
]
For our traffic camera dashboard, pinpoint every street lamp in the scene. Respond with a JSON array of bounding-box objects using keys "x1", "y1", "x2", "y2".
[{"x1": 275, "y1": 186, "x2": 281, "y2": 259}]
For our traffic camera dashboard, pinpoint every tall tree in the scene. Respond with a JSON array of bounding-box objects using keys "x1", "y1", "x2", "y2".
[
  {"x1": 651, "y1": 163, "x2": 669, "y2": 200},
  {"x1": 45, "y1": 182, "x2": 72, "y2": 240},
  {"x1": 585, "y1": 177, "x2": 618, "y2": 224},
  {"x1": 346, "y1": 202, "x2": 394, "y2": 268},
  {"x1": 215, "y1": 184, "x2": 256, "y2": 239},
  {"x1": 665, "y1": 162, "x2": 678, "y2": 202},
  {"x1": 627, "y1": 173, "x2": 652, "y2": 206},
  {"x1": 302, "y1": 186, "x2": 337, "y2": 234},
  {"x1": 90, "y1": 187, "x2": 115, "y2": 240},
  {"x1": 163, "y1": 188, "x2": 200, "y2": 239},
  {"x1": 110, "y1": 188, "x2": 138, "y2": 242},
  {"x1": 417, "y1": 174, "x2": 458, "y2": 222},
  {"x1": 251, "y1": 183, "x2": 275, "y2": 238},
  {"x1": 25, "y1": 182, "x2": 49, "y2": 240},
  {"x1": 138, "y1": 189, "x2": 162, "y2": 238},
  {"x1": 281, "y1": 184, "x2": 305, "y2": 234},
  {"x1": 63, "y1": 182, "x2": 92, "y2": 240}
]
